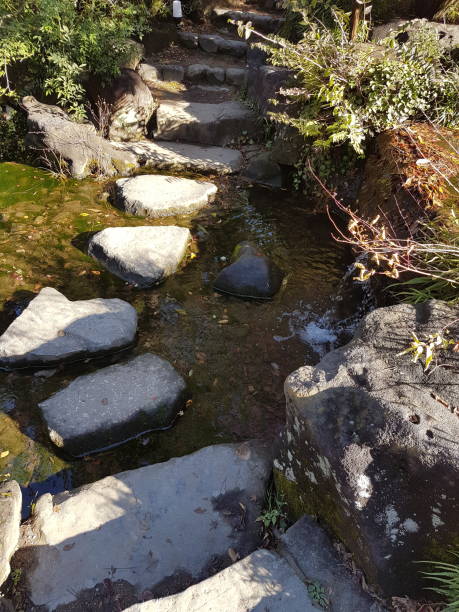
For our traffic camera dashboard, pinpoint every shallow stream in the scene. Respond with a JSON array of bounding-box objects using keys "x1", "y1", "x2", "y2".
[{"x1": 0, "y1": 161, "x2": 365, "y2": 516}]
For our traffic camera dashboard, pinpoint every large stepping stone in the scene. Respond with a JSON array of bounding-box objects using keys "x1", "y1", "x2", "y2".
[
  {"x1": 39, "y1": 353, "x2": 187, "y2": 456},
  {"x1": 112, "y1": 140, "x2": 242, "y2": 174},
  {"x1": 153, "y1": 100, "x2": 257, "y2": 147},
  {"x1": 125, "y1": 550, "x2": 315, "y2": 612},
  {"x1": 21, "y1": 442, "x2": 271, "y2": 609},
  {"x1": 114, "y1": 175, "x2": 217, "y2": 218},
  {"x1": 0, "y1": 481, "x2": 21, "y2": 587},
  {"x1": 0, "y1": 288, "x2": 137, "y2": 368},
  {"x1": 88, "y1": 226, "x2": 191, "y2": 288},
  {"x1": 214, "y1": 241, "x2": 284, "y2": 299}
]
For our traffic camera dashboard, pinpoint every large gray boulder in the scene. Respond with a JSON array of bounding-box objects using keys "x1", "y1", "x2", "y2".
[
  {"x1": 153, "y1": 100, "x2": 257, "y2": 147},
  {"x1": 0, "y1": 481, "x2": 21, "y2": 586},
  {"x1": 88, "y1": 226, "x2": 191, "y2": 288},
  {"x1": 112, "y1": 140, "x2": 243, "y2": 175},
  {"x1": 20, "y1": 442, "x2": 271, "y2": 609},
  {"x1": 21, "y1": 97, "x2": 138, "y2": 179},
  {"x1": 86, "y1": 68, "x2": 158, "y2": 142},
  {"x1": 274, "y1": 301, "x2": 459, "y2": 598},
  {"x1": 125, "y1": 550, "x2": 315, "y2": 612},
  {"x1": 372, "y1": 19, "x2": 459, "y2": 50},
  {"x1": 39, "y1": 353, "x2": 187, "y2": 456},
  {"x1": 114, "y1": 175, "x2": 217, "y2": 218},
  {"x1": 0, "y1": 287, "x2": 137, "y2": 368}
]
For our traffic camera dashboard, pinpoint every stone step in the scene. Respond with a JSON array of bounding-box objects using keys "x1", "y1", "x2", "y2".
[
  {"x1": 150, "y1": 62, "x2": 248, "y2": 88},
  {"x1": 19, "y1": 442, "x2": 271, "y2": 610},
  {"x1": 0, "y1": 287, "x2": 137, "y2": 368},
  {"x1": 153, "y1": 100, "x2": 258, "y2": 147},
  {"x1": 212, "y1": 7, "x2": 286, "y2": 34},
  {"x1": 111, "y1": 140, "x2": 243, "y2": 174},
  {"x1": 178, "y1": 31, "x2": 248, "y2": 58}
]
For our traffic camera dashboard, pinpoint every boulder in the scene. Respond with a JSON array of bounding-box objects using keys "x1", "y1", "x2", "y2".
[
  {"x1": 87, "y1": 226, "x2": 191, "y2": 287},
  {"x1": 206, "y1": 66, "x2": 225, "y2": 85},
  {"x1": 137, "y1": 62, "x2": 161, "y2": 85},
  {"x1": 39, "y1": 353, "x2": 187, "y2": 456},
  {"x1": 211, "y1": 8, "x2": 285, "y2": 34},
  {"x1": 0, "y1": 287, "x2": 137, "y2": 368},
  {"x1": 225, "y1": 67, "x2": 248, "y2": 87},
  {"x1": 125, "y1": 550, "x2": 315, "y2": 612},
  {"x1": 242, "y1": 151, "x2": 282, "y2": 187},
  {"x1": 114, "y1": 174, "x2": 217, "y2": 218},
  {"x1": 112, "y1": 140, "x2": 243, "y2": 175},
  {"x1": 178, "y1": 31, "x2": 199, "y2": 49},
  {"x1": 274, "y1": 301, "x2": 459, "y2": 598},
  {"x1": 20, "y1": 442, "x2": 271, "y2": 609},
  {"x1": 0, "y1": 481, "x2": 21, "y2": 586},
  {"x1": 153, "y1": 100, "x2": 257, "y2": 147},
  {"x1": 372, "y1": 19, "x2": 459, "y2": 50},
  {"x1": 86, "y1": 68, "x2": 158, "y2": 142},
  {"x1": 247, "y1": 65, "x2": 293, "y2": 115},
  {"x1": 214, "y1": 242, "x2": 284, "y2": 299},
  {"x1": 199, "y1": 34, "x2": 220, "y2": 53},
  {"x1": 161, "y1": 65, "x2": 185, "y2": 82},
  {"x1": 218, "y1": 38, "x2": 248, "y2": 58},
  {"x1": 21, "y1": 96, "x2": 138, "y2": 179}
]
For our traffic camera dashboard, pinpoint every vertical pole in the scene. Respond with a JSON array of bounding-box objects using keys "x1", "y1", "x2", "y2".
[{"x1": 350, "y1": 0, "x2": 362, "y2": 41}]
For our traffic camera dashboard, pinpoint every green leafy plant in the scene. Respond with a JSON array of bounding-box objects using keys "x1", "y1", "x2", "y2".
[
  {"x1": 256, "y1": 484, "x2": 288, "y2": 533},
  {"x1": 422, "y1": 552, "x2": 459, "y2": 611},
  {"x1": 307, "y1": 581, "x2": 330, "y2": 609}
]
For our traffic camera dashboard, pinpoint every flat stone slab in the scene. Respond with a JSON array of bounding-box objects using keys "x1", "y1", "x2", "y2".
[
  {"x1": 39, "y1": 353, "x2": 187, "y2": 456},
  {"x1": 280, "y1": 517, "x2": 384, "y2": 612},
  {"x1": 114, "y1": 175, "x2": 217, "y2": 218},
  {"x1": 0, "y1": 481, "x2": 21, "y2": 586},
  {"x1": 212, "y1": 7, "x2": 285, "y2": 33},
  {"x1": 21, "y1": 442, "x2": 271, "y2": 609},
  {"x1": 153, "y1": 100, "x2": 257, "y2": 147},
  {"x1": 0, "y1": 288, "x2": 137, "y2": 368},
  {"x1": 112, "y1": 140, "x2": 242, "y2": 174},
  {"x1": 125, "y1": 549, "x2": 316, "y2": 612},
  {"x1": 88, "y1": 226, "x2": 191, "y2": 288}
]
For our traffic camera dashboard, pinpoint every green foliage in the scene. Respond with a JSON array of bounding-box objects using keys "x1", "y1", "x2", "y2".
[
  {"x1": 0, "y1": 0, "x2": 164, "y2": 117},
  {"x1": 307, "y1": 581, "x2": 330, "y2": 609},
  {"x1": 245, "y1": 16, "x2": 459, "y2": 155},
  {"x1": 422, "y1": 551, "x2": 459, "y2": 611},
  {"x1": 256, "y1": 483, "x2": 288, "y2": 532}
]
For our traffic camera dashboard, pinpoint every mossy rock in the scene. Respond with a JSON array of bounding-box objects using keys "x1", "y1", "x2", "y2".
[{"x1": 434, "y1": 0, "x2": 459, "y2": 22}]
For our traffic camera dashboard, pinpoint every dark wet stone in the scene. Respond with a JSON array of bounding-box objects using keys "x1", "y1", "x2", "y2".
[{"x1": 213, "y1": 242, "x2": 284, "y2": 299}]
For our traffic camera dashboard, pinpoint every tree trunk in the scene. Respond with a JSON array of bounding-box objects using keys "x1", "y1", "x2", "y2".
[{"x1": 350, "y1": 0, "x2": 362, "y2": 40}]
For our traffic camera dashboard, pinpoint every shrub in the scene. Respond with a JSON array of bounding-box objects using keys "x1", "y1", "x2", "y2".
[
  {"x1": 241, "y1": 15, "x2": 459, "y2": 155},
  {"x1": 0, "y1": 0, "x2": 164, "y2": 118}
]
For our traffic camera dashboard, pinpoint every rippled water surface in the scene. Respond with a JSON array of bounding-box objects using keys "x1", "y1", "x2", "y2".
[{"x1": 0, "y1": 161, "x2": 357, "y2": 515}]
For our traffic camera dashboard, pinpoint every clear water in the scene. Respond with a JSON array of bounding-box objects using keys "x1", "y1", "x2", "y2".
[{"x1": 0, "y1": 162, "x2": 363, "y2": 516}]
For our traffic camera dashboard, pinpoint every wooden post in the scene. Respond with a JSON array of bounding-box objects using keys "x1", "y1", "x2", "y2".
[{"x1": 350, "y1": 0, "x2": 362, "y2": 41}]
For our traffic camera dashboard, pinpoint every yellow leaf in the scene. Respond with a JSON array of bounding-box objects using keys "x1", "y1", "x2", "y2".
[
  {"x1": 0, "y1": 450, "x2": 9, "y2": 459},
  {"x1": 79, "y1": 213, "x2": 89, "y2": 217}
]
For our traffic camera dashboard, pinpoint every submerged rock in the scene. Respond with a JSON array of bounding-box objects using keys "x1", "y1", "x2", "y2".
[
  {"x1": 0, "y1": 287, "x2": 137, "y2": 368},
  {"x1": 0, "y1": 480, "x2": 21, "y2": 586},
  {"x1": 114, "y1": 175, "x2": 217, "y2": 218},
  {"x1": 21, "y1": 97, "x2": 138, "y2": 179},
  {"x1": 39, "y1": 353, "x2": 187, "y2": 456},
  {"x1": 274, "y1": 301, "x2": 459, "y2": 598},
  {"x1": 20, "y1": 442, "x2": 271, "y2": 609},
  {"x1": 214, "y1": 242, "x2": 284, "y2": 299},
  {"x1": 242, "y1": 152, "x2": 282, "y2": 187},
  {"x1": 88, "y1": 226, "x2": 191, "y2": 288}
]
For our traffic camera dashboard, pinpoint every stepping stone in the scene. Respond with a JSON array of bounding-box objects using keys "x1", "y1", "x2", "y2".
[
  {"x1": 178, "y1": 31, "x2": 199, "y2": 49},
  {"x1": 226, "y1": 67, "x2": 248, "y2": 87},
  {"x1": 199, "y1": 34, "x2": 220, "y2": 53},
  {"x1": 0, "y1": 481, "x2": 21, "y2": 587},
  {"x1": 125, "y1": 550, "x2": 316, "y2": 612},
  {"x1": 39, "y1": 353, "x2": 187, "y2": 456},
  {"x1": 21, "y1": 442, "x2": 271, "y2": 609},
  {"x1": 154, "y1": 100, "x2": 257, "y2": 147},
  {"x1": 160, "y1": 65, "x2": 185, "y2": 82},
  {"x1": 114, "y1": 175, "x2": 217, "y2": 218},
  {"x1": 112, "y1": 140, "x2": 243, "y2": 174},
  {"x1": 88, "y1": 226, "x2": 191, "y2": 288},
  {"x1": 0, "y1": 288, "x2": 137, "y2": 368},
  {"x1": 214, "y1": 241, "x2": 284, "y2": 299}
]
